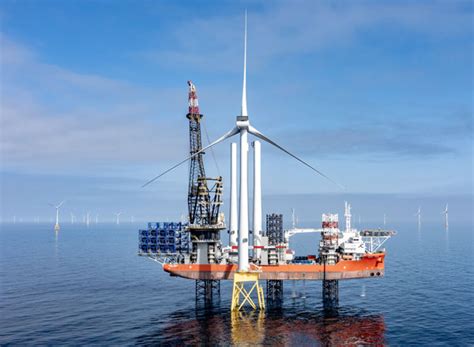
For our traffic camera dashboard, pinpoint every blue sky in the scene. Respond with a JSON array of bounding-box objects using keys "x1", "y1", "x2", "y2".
[{"x1": 0, "y1": 1, "x2": 472, "y2": 223}]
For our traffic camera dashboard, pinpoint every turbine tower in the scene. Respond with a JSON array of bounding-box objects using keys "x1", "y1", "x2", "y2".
[
  {"x1": 70, "y1": 213, "x2": 75, "y2": 224},
  {"x1": 442, "y1": 204, "x2": 448, "y2": 231},
  {"x1": 49, "y1": 200, "x2": 65, "y2": 231},
  {"x1": 115, "y1": 212, "x2": 122, "y2": 225}
]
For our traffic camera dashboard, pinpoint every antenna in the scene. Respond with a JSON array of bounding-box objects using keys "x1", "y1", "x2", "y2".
[
  {"x1": 292, "y1": 208, "x2": 296, "y2": 229},
  {"x1": 344, "y1": 201, "x2": 352, "y2": 232}
]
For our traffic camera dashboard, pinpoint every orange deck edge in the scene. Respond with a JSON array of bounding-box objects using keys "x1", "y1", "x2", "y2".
[{"x1": 163, "y1": 253, "x2": 385, "y2": 281}]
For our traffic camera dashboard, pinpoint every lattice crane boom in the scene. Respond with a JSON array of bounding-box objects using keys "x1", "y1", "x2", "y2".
[{"x1": 186, "y1": 81, "x2": 223, "y2": 226}]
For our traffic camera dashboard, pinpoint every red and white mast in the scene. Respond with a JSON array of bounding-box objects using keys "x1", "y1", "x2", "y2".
[{"x1": 187, "y1": 80, "x2": 200, "y2": 115}]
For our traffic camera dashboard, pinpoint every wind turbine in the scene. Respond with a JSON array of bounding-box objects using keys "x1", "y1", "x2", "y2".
[
  {"x1": 95, "y1": 214, "x2": 99, "y2": 224},
  {"x1": 383, "y1": 213, "x2": 386, "y2": 227},
  {"x1": 415, "y1": 207, "x2": 421, "y2": 231},
  {"x1": 86, "y1": 212, "x2": 91, "y2": 227},
  {"x1": 49, "y1": 200, "x2": 65, "y2": 231},
  {"x1": 142, "y1": 12, "x2": 342, "y2": 273},
  {"x1": 70, "y1": 213, "x2": 75, "y2": 224},
  {"x1": 115, "y1": 212, "x2": 122, "y2": 225},
  {"x1": 442, "y1": 204, "x2": 448, "y2": 231}
]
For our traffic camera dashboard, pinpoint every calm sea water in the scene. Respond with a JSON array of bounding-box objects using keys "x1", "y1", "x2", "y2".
[{"x1": 0, "y1": 221, "x2": 473, "y2": 345}]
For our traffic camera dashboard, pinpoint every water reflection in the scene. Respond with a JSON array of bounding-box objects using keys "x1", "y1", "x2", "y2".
[
  {"x1": 136, "y1": 305, "x2": 385, "y2": 345},
  {"x1": 231, "y1": 311, "x2": 266, "y2": 345},
  {"x1": 445, "y1": 229, "x2": 450, "y2": 253},
  {"x1": 54, "y1": 229, "x2": 59, "y2": 257}
]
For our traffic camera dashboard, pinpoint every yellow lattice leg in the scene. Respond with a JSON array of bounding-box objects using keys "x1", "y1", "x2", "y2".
[{"x1": 231, "y1": 272, "x2": 265, "y2": 311}]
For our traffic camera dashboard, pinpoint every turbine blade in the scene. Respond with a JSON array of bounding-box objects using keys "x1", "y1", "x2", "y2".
[
  {"x1": 142, "y1": 126, "x2": 239, "y2": 187},
  {"x1": 241, "y1": 10, "x2": 248, "y2": 117},
  {"x1": 57, "y1": 200, "x2": 66, "y2": 209},
  {"x1": 248, "y1": 125, "x2": 344, "y2": 190}
]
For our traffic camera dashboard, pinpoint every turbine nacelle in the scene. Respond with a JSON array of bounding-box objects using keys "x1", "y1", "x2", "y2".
[{"x1": 236, "y1": 117, "x2": 249, "y2": 129}]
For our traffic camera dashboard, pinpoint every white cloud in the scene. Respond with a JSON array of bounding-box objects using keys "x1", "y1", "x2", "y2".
[
  {"x1": 0, "y1": 35, "x2": 188, "y2": 175},
  {"x1": 143, "y1": 1, "x2": 472, "y2": 70}
]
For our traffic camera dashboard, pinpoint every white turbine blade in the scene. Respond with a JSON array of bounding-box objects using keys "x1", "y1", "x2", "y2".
[
  {"x1": 248, "y1": 125, "x2": 344, "y2": 190},
  {"x1": 57, "y1": 200, "x2": 66, "y2": 209},
  {"x1": 142, "y1": 127, "x2": 239, "y2": 187},
  {"x1": 241, "y1": 10, "x2": 248, "y2": 117}
]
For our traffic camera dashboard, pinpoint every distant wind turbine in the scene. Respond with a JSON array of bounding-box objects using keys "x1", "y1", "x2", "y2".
[
  {"x1": 115, "y1": 212, "x2": 122, "y2": 225},
  {"x1": 70, "y1": 213, "x2": 75, "y2": 224},
  {"x1": 442, "y1": 204, "x2": 448, "y2": 231},
  {"x1": 49, "y1": 200, "x2": 66, "y2": 231},
  {"x1": 95, "y1": 214, "x2": 99, "y2": 224},
  {"x1": 291, "y1": 208, "x2": 299, "y2": 229},
  {"x1": 415, "y1": 207, "x2": 421, "y2": 231},
  {"x1": 383, "y1": 213, "x2": 386, "y2": 227}
]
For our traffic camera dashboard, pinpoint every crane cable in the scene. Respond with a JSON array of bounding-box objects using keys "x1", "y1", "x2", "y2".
[{"x1": 202, "y1": 118, "x2": 221, "y2": 176}]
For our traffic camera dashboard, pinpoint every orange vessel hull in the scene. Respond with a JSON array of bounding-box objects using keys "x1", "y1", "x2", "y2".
[{"x1": 163, "y1": 253, "x2": 385, "y2": 280}]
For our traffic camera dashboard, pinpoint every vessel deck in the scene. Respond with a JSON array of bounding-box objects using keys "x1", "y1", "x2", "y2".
[{"x1": 163, "y1": 253, "x2": 385, "y2": 280}]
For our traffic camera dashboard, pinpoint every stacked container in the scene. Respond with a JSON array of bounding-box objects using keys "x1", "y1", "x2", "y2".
[{"x1": 138, "y1": 221, "x2": 189, "y2": 255}]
